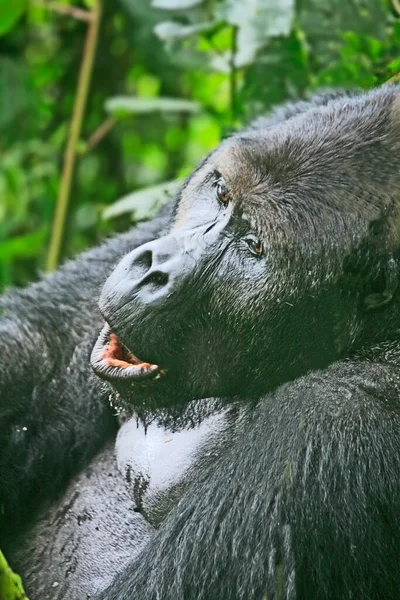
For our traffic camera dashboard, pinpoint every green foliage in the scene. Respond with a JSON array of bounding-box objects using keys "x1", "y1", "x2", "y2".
[
  {"x1": 103, "y1": 178, "x2": 182, "y2": 220},
  {"x1": 0, "y1": 0, "x2": 26, "y2": 37},
  {"x1": 216, "y1": 0, "x2": 295, "y2": 67},
  {"x1": 105, "y1": 96, "x2": 201, "y2": 117},
  {"x1": 0, "y1": 0, "x2": 399, "y2": 289},
  {"x1": 0, "y1": 549, "x2": 28, "y2": 600},
  {"x1": 153, "y1": 0, "x2": 203, "y2": 8}
]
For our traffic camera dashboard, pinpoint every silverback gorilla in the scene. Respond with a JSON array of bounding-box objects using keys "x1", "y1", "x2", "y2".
[{"x1": 2, "y1": 86, "x2": 400, "y2": 600}]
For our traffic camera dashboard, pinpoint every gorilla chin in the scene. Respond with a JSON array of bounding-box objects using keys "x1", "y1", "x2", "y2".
[
  {"x1": 90, "y1": 322, "x2": 177, "y2": 409},
  {"x1": 90, "y1": 321, "x2": 230, "y2": 409}
]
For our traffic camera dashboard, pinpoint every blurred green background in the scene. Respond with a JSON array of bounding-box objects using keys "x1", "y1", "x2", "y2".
[{"x1": 0, "y1": 0, "x2": 399, "y2": 290}]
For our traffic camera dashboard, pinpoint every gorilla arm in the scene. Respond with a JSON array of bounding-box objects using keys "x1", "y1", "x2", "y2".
[
  {"x1": 0, "y1": 205, "x2": 172, "y2": 532},
  {"x1": 99, "y1": 349, "x2": 400, "y2": 600}
]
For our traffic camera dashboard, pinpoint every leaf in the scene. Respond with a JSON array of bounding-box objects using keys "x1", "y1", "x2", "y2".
[
  {"x1": 75, "y1": 203, "x2": 98, "y2": 230},
  {"x1": 216, "y1": 0, "x2": 295, "y2": 67},
  {"x1": 0, "y1": 227, "x2": 48, "y2": 262},
  {"x1": 299, "y1": 0, "x2": 388, "y2": 63},
  {"x1": 154, "y1": 20, "x2": 217, "y2": 41},
  {"x1": 103, "y1": 180, "x2": 183, "y2": 221},
  {"x1": 151, "y1": 0, "x2": 203, "y2": 9},
  {"x1": 0, "y1": 549, "x2": 28, "y2": 599},
  {"x1": 105, "y1": 96, "x2": 201, "y2": 117},
  {"x1": 0, "y1": 0, "x2": 26, "y2": 36},
  {"x1": 0, "y1": 57, "x2": 34, "y2": 128},
  {"x1": 388, "y1": 57, "x2": 400, "y2": 74}
]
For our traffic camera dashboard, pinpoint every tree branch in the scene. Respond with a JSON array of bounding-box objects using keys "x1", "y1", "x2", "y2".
[{"x1": 46, "y1": 1, "x2": 102, "y2": 272}]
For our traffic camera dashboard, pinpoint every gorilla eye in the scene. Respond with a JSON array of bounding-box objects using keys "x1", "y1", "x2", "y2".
[
  {"x1": 245, "y1": 235, "x2": 263, "y2": 257},
  {"x1": 216, "y1": 180, "x2": 230, "y2": 205}
]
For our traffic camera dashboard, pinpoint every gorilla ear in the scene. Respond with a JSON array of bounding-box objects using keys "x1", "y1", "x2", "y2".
[{"x1": 364, "y1": 257, "x2": 399, "y2": 311}]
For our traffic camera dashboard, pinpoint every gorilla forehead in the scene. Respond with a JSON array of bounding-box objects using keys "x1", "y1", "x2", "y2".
[{"x1": 175, "y1": 87, "x2": 400, "y2": 241}]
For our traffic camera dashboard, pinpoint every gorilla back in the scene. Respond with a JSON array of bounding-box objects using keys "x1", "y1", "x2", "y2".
[{"x1": 2, "y1": 86, "x2": 400, "y2": 600}]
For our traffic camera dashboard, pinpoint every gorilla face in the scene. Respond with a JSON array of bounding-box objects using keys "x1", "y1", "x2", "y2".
[{"x1": 91, "y1": 93, "x2": 400, "y2": 408}]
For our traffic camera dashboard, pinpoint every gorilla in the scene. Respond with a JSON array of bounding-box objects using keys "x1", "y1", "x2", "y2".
[{"x1": 2, "y1": 85, "x2": 400, "y2": 600}]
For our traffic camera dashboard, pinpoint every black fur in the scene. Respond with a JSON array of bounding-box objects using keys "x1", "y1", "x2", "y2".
[
  {"x1": 2, "y1": 86, "x2": 400, "y2": 600},
  {"x1": 102, "y1": 349, "x2": 400, "y2": 600},
  {"x1": 0, "y1": 206, "x2": 172, "y2": 530}
]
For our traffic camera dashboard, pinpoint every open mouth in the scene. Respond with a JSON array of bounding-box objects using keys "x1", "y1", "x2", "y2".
[{"x1": 90, "y1": 323, "x2": 161, "y2": 382}]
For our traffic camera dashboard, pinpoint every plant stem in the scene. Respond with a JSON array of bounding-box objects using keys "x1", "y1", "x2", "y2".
[
  {"x1": 33, "y1": 1, "x2": 94, "y2": 23},
  {"x1": 84, "y1": 116, "x2": 116, "y2": 153},
  {"x1": 229, "y1": 25, "x2": 238, "y2": 126},
  {"x1": 46, "y1": 0, "x2": 102, "y2": 272}
]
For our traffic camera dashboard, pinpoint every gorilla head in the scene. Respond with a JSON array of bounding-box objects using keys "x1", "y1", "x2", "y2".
[{"x1": 91, "y1": 87, "x2": 400, "y2": 409}]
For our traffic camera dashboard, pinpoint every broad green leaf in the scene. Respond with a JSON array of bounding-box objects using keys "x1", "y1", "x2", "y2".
[
  {"x1": 154, "y1": 20, "x2": 217, "y2": 41},
  {"x1": 103, "y1": 180, "x2": 183, "y2": 221},
  {"x1": 0, "y1": 227, "x2": 47, "y2": 261},
  {"x1": 0, "y1": 549, "x2": 28, "y2": 599},
  {"x1": 388, "y1": 57, "x2": 400, "y2": 74},
  {"x1": 0, "y1": 0, "x2": 26, "y2": 36},
  {"x1": 216, "y1": 0, "x2": 295, "y2": 67},
  {"x1": 218, "y1": 0, "x2": 294, "y2": 36},
  {"x1": 151, "y1": 0, "x2": 203, "y2": 9},
  {"x1": 105, "y1": 96, "x2": 200, "y2": 117},
  {"x1": 75, "y1": 203, "x2": 98, "y2": 230}
]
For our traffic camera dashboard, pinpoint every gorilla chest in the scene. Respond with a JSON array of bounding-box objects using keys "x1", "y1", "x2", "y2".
[{"x1": 116, "y1": 401, "x2": 242, "y2": 527}]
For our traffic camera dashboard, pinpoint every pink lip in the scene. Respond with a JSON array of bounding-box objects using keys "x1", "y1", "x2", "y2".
[{"x1": 90, "y1": 323, "x2": 160, "y2": 382}]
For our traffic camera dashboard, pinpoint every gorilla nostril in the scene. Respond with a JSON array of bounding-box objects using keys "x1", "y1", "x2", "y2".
[
  {"x1": 135, "y1": 250, "x2": 152, "y2": 270},
  {"x1": 140, "y1": 270, "x2": 169, "y2": 295},
  {"x1": 127, "y1": 250, "x2": 153, "y2": 280}
]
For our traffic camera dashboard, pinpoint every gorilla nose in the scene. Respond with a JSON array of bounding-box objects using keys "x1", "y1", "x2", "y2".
[{"x1": 99, "y1": 235, "x2": 185, "y2": 316}]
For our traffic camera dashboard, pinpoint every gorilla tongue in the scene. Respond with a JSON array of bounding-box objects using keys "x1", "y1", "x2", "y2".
[{"x1": 90, "y1": 323, "x2": 159, "y2": 381}]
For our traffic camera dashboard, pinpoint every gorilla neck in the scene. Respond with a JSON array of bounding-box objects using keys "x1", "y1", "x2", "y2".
[{"x1": 117, "y1": 395, "x2": 251, "y2": 431}]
